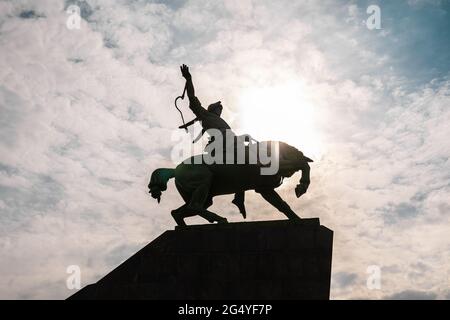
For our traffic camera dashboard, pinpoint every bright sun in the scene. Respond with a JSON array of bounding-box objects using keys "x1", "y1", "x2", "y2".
[{"x1": 236, "y1": 82, "x2": 323, "y2": 160}]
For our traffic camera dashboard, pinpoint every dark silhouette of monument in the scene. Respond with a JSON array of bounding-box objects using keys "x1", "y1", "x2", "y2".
[
  {"x1": 159, "y1": 65, "x2": 313, "y2": 226},
  {"x1": 69, "y1": 65, "x2": 333, "y2": 300},
  {"x1": 68, "y1": 219, "x2": 333, "y2": 300},
  {"x1": 149, "y1": 139, "x2": 312, "y2": 227}
]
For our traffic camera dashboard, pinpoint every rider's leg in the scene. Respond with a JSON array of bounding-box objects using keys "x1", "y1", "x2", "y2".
[
  {"x1": 186, "y1": 168, "x2": 212, "y2": 213},
  {"x1": 256, "y1": 188, "x2": 301, "y2": 220}
]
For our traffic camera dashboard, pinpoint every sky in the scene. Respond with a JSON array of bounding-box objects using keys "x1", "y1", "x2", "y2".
[{"x1": 0, "y1": 0, "x2": 449, "y2": 299}]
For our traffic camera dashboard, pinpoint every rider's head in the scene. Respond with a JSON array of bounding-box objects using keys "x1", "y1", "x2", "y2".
[{"x1": 207, "y1": 101, "x2": 223, "y2": 116}]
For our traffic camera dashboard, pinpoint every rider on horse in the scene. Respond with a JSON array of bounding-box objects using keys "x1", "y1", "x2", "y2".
[{"x1": 179, "y1": 64, "x2": 247, "y2": 217}]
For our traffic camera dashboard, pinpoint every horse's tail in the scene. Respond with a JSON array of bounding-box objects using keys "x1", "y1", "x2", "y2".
[{"x1": 148, "y1": 168, "x2": 175, "y2": 203}]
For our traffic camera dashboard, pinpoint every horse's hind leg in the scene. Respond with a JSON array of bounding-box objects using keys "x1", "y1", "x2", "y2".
[{"x1": 256, "y1": 189, "x2": 301, "y2": 221}]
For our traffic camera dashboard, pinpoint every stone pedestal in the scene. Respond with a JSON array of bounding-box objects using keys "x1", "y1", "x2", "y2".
[{"x1": 68, "y1": 219, "x2": 333, "y2": 300}]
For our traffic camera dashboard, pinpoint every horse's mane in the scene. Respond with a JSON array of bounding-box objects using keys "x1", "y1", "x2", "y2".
[
  {"x1": 278, "y1": 141, "x2": 305, "y2": 160},
  {"x1": 275, "y1": 141, "x2": 308, "y2": 177}
]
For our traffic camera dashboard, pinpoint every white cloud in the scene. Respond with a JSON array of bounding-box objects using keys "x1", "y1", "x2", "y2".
[{"x1": 0, "y1": 0, "x2": 449, "y2": 299}]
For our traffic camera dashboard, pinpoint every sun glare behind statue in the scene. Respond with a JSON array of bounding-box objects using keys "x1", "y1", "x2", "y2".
[{"x1": 237, "y1": 83, "x2": 323, "y2": 160}]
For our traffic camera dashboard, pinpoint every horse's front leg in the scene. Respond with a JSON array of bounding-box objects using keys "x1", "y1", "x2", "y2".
[
  {"x1": 256, "y1": 188, "x2": 301, "y2": 221},
  {"x1": 200, "y1": 209, "x2": 228, "y2": 224},
  {"x1": 171, "y1": 204, "x2": 189, "y2": 226},
  {"x1": 171, "y1": 204, "x2": 228, "y2": 226}
]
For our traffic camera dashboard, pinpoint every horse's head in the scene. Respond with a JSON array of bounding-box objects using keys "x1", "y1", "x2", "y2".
[
  {"x1": 148, "y1": 168, "x2": 175, "y2": 203},
  {"x1": 294, "y1": 156, "x2": 312, "y2": 198},
  {"x1": 277, "y1": 142, "x2": 313, "y2": 176},
  {"x1": 148, "y1": 185, "x2": 162, "y2": 203},
  {"x1": 275, "y1": 141, "x2": 313, "y2": 198}
]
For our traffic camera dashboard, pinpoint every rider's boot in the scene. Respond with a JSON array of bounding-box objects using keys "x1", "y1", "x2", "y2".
[{"x1": 232, "y1": 191, "x2": 246, "y2": 219}]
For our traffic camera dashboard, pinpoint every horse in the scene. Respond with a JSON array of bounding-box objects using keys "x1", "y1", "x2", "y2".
[{"x1": 148, "y1": 141, "x2": 312, "y2": 226}]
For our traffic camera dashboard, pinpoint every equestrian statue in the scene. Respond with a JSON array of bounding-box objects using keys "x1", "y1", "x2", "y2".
[{"x1": 148, "y1": 65, "x2": 313, "y2": 226}]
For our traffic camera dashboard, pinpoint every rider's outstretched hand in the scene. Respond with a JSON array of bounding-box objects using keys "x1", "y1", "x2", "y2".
[{"x1": 180, "y1": 64, "x2": 191, "y2": 80}]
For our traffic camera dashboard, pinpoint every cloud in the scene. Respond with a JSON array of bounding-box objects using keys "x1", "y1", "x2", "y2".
[
  {"x1": 333, "y1": 272, "x2": 358, "y2": 288},
  {"x1": 385, "y1": 290, "x2": 437, "y2": 300},
  {"x1": 18, "y1": 10, "x2": 46, "y2": 19},
  {"x1": 0, "y1": 0, "x2": 449, "y2": 299}
]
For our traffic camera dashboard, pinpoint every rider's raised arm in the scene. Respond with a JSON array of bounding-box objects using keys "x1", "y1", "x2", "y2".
[
  {"x1": 185, "y1": 73, "x2": 195, "y2": 101},
  {"x1": 180, "y1": 64, "x2": 208, "y2": 118}
]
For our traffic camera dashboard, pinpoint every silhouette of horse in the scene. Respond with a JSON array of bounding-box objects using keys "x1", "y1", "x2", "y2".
[{"x1": 148, "y1": 141, "x2": 312, "y2": 226}]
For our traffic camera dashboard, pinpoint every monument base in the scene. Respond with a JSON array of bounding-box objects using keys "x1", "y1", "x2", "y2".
[{"x1": 68, "y1": 219, "x2": 333, "y2": 300}]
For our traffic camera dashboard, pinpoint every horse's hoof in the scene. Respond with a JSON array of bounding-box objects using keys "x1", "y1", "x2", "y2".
[
  {"x1": 217, "y1": 218, "x2": 228, "y2": 224},
  {"x1": 171, "y1": 212, "x2": 186, "y2": 226}
]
